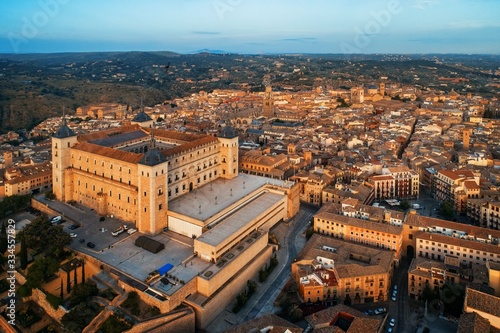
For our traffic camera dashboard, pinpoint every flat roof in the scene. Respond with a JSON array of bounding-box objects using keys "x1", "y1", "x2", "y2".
[
  {"x1": 196, "y1": 191, "x2": 284, "y2": 247},
  {"x1": 168, "y1": 173, "x2": 292, "y2": 221}
]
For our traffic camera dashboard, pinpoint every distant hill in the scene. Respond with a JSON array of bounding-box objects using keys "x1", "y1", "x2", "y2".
[{"x1": 0, "y1": 51, "x2": 498, "y2": 134}]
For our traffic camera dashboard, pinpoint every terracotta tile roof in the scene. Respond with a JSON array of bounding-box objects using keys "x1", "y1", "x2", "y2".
[
  {"x1": 415, "y1": 231, "x2": 500, "y2": 255},
  {"x1": 464, "y1": 180, "x2": 480, "y2": 190},
  {"x1": 144, "y1": 127, "x2": 210, "y2": 143},
  {"x1": 405, "y1": 214, "x2": 500, "y2": 240},
  {"x1": 73, "y1": 142, "x2": 143, "y2": 164},
  {"x1": 160, "y1": 135, "x2": 219, "y2": 158},
  {"x1": 296, "y1": 234, "x2": 394, "y2": 279},
  {"x1": 316, "y1": 205, "x2": 402, "y2": 236},
  {"x1": 457, "y1": 312, "x2": 492, "y2": 333},
  {"x1": 370, "y1": 175, "x2": 394, "y2": 181},
  {"x1": 465, "y1": 287, "x2": 500, "y2": 318},
  {"x1": 225, "y1": 313, "x2": 301, "y2": 333},
  {"x1": 77, "y1": 124, "x2": 142, "y2": 143},
  {"x1": 305, "y1": 304, "x2": 382, "y2": 333}
]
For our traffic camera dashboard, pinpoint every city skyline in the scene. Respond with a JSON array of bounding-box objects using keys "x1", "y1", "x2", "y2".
[{"x1": 1, "y1": 0, "x2": 499, "y2": 54}]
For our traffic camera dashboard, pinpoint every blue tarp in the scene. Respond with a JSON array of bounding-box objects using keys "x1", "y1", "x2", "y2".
[{"x1": 158, "y1": 263, "x2": 173, "y2": 276}]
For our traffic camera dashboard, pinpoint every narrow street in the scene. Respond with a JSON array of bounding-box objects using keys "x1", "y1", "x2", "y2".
[{"x1": 206, "y1": 204, "x2": 318, "y2": 332}]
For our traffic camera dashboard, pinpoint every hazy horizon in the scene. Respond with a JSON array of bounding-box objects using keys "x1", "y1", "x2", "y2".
[{"x1": 1, "y1": 0, "x2": 499, "y2": 55}]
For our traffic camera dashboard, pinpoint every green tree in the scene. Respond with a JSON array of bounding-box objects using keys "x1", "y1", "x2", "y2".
[
  {"x1": 305, "y1": 227, "x2": 314, "y2": 240},
  {"x1": 62, "y1": 302, "x2": 102, "y2": 332},
  {"x1": 122, "y1": 291, "x2": 140, "y2": 316},
  {"x1": 44, "y1": 191, "x2": 56, "y2": 200},
  {"x1": 66, "y1": 271, "x2": 71, "y2": 294},
  {"x1": 0, "y1": 223, "x2": 7, "y2": 254},
  {"x1": 20, "y1": 214, "x2": 71, "y2": 259},
  {"x1": 81, "y1": 260, "x2": 85, "y2": 284},
  {"x1": 279, "y1": 294, "x2": 291, "y2": 313},
  {"x1": 26, "y1": 257, "x2": 59, "y2": 289},
  {"x1": 0, "y1": 194, "x2": 30, "y2": 217},
  {"x1": 236, "y1": 292, "x2": 248, "y2": 307},
  {"x1": 289, "y1": 304, "x2": 303, "y2": 322},
  {"x1": 70, "y1": 281, "x2": 98, "y2": 307},
  {"x1": 98, "y1": 313, "x2": 133, "y2": 333},
  {"x1": 20, "y1": 233, "x2": 28, "y2": 270},
  {"x1": 399, "y1": 200, "x2": 411, "y2": 211},
  {"x1": 421, "y1": 284, "x2": 437, "y2": 302},
  {"x1": 73, "y1": 267, "x2": 78, "y2": 286},
  {"x1": 439, "y1": 202, "x2": 455, "y2": 220}
]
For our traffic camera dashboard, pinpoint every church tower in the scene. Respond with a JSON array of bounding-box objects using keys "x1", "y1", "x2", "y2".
[
  {"x1": 137, "y1": 129, "x2": 168, "y2": 234},
  {"x1": 52, "y1": 114, "x2": 78, "y2": 201},
  {"x1": 463, "y1": 128, "x2": 471, "y2": 150},
  {"x1": 379, "y1": 82, "x2": 386, "y2": 96},
  {"x1": 218, "y1": 126, "x2": 239, "y2": 180},
  {"x1": 262, "y1": 85, "x2": 275, "y2": 118}
]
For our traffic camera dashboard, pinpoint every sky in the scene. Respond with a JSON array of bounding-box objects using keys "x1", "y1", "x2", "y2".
[{"x1": 0, "y1": 0, "x2": 499, "y2": 54}]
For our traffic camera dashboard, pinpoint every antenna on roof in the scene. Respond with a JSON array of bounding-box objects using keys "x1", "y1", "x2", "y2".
[
  {"x1": 62, "y1": 106, "x2": 66, "y2": 126},
  {"x1": 150, "y1": 122, "x2": 156, "y2": 149}
]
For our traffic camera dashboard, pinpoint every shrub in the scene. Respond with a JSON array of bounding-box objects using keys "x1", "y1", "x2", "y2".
[
  {"x1": 46, "y1": 293, "x2": 62, "y2": 310},
  {"x1": 18, "y1": 284, "x2": 32, "y2": 297}
]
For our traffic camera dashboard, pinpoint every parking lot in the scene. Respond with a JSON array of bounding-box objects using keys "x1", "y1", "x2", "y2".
[{"x1": 26, "y1": 195, "x2": 205, "y2": 288}]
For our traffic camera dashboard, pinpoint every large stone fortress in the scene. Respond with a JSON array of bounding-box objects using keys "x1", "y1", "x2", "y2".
[
  {"x1": 52, "y1": 113, "x2": 300, "y2": 328},
  {"x1": 52, "y1": 111, "x2": 239, "y2": 235}
]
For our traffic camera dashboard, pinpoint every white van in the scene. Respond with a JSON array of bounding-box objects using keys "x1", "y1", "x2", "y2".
[{"x1": 51, "y1": 216, "x2": 62, "y2": 223}]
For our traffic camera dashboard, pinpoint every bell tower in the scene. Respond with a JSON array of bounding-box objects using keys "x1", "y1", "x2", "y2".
[{"x1": 262, "y1": 85, "x2": 274, "y2": 118}]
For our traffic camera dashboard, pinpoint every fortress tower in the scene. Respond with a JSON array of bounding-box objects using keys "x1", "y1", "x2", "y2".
[
  {"x1": 218, "y1": 126, "x2": 239, "y2": 180},
  {"x1": 52, "y1": 116, "x2": 78, "y2": 201}
]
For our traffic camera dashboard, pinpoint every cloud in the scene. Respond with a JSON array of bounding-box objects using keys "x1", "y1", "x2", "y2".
[
  {"x1": 191, "y1": 31, "x2": 221, "y2": 35},
  {"x1": 279, "y1": 37, "x2": 317, "y2": 42}
]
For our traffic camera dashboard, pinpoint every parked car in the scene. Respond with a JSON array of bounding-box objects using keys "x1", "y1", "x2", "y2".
[
  {"x1": 364, "y1": 310, "x2": 374, "y2": 315},
  {"x1": 51, "y1": 216, "x2": 62, "y2": 223},
  {"x1": 127, "y1": 228, "x2": 137, "y2": 235},
  {"x1": 86, "y1": 242, "x2": 95, "y2": 248},
  {"x1": 389, "y1": 318, "x2": 395, "y2": 327},
  {"x1": 374, "y1": 308, "x2": 386, "y2": 315},
  {"x1": 69, "y1": 233, "x2": 77, "y2": 238}
]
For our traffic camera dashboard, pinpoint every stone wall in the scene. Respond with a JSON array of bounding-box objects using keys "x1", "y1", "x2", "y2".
[
  {"x1": 125, "y1": 307, "x2": 195, "y2": 333},
  {"x1": 31, "y1": 198, "x2": 59, "y2": 217},
  {"x1": 23, "y1": 288, "x2": 67, "y2": 322}
]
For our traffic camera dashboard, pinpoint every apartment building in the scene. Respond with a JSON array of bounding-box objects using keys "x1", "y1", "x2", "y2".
[
  {"x1": 433, "y1": 169, "x2": 479, "y2": 214},
  {"x1": 292, "y1": 234, "x2": 394, "y2": 305},
  {"x1": 402, "y1": 213, "x2": 500, "y2": 264},
  {"x1": 2, "y1": 161, "x2": 52, "y2": 198},
  {"x1": 314, "y1": 200, "x2": 403, "y2": 260}
]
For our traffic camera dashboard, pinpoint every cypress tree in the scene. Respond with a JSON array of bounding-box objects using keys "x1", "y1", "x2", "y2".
[
  {"x1": 66, "y1": 271, "x2": 71, "y2": 293},
  {"x1": 0, "y1": 223, "x2": 7, "y2": 254},
  {"x1": 20, "y1": 233, "x2": 28, "y2": 270},
  {"x1": 81, "y1": 260, "x2": 85, "y2": 284}
]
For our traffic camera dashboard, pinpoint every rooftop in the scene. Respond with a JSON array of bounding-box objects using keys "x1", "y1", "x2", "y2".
[
  {"x1": 296, "y1": 234, "x2": 394, "y2": 278},
  {"x1": 168, "y1": 173, "x2": 293, "y2": 222}
]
